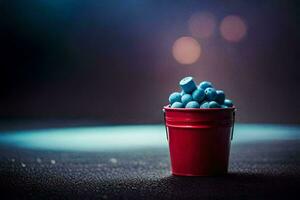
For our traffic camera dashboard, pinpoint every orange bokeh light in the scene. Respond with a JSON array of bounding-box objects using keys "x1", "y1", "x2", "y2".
[
  {"x1": 172, "y1": 36, "x2": 201, "y2": 65},
  {"x1": 220, "y1": 15, "x2": 247, "y2": 42}
]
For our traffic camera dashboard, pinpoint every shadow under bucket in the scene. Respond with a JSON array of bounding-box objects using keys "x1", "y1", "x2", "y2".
[{"x1": 163, "y1": 105, "x2": 236, "y2": 176}]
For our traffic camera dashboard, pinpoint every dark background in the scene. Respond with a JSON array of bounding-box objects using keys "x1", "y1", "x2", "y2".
[{"x1": 0, "y1": 0, "x2": 299, "y2": 124}]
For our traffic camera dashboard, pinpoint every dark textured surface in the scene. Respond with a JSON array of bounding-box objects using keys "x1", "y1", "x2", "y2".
[{"x1": 1, "y1": 140, "x2": 300, "y2": 199}]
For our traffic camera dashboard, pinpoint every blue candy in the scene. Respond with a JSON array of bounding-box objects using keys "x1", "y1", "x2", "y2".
[
  {"x1": 168, "y1": 78, "x2": 234, "y2": 110},
  {"x1": 171, "y1": 102, "x2": 184, "y2": 108},
  {"x1": 181, "y1": 94, "x2": 193, "y2": 106},
  {"x1": 221, "y1": 105, "x2": 228, "y2": 108},
  {"x1": 199, "y1": 81, "x2": 213, "y2": 90},
  {"x1": 185, "y1": 101, "x2": 200, "y2": 108},
  {"x1": 192, "y1": 88, "x2": 205, "y2": 102},
  {"x1": 169, "y1": 92, "x2": 181, "y2": 104},
  {"x1": 179, "y1": 77, "x2": 197, "y2": 94},
  {"x1": 224, "y1": 99, "x2": 233, "y2": 107},
  {"x1": 200, "y1": 101, "x2": 209, "y2": 108},
  {"x1": 216, "y1": 90, "x2": 225, "y2": 104},
  {"x1": 208, "y1": 101, "x2": 221, "y2": 108},
  {"x1": 205, "y1": 87, "x2": 217, "y2": 101}
]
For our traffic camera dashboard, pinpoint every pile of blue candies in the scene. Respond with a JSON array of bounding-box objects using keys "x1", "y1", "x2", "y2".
[{"x1": 169, "y1": 77, "x2": 234, "y2": 108}]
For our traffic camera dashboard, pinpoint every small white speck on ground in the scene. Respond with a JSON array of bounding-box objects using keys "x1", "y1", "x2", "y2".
[
  {"x1": 11, "y1": 158, "x2": 15, "y2": 162},
  {"x1": 21, "y1": 163, "x2": 26, "y2": 167},
  {"x1": 109, "y1": 158, "x2": 118, "y2": 164},
  {"x1": 50, "y1": 160, "x2": 56, "y2": 164},
  {"x1": 36, "y1": 158, "x2": 42, "y2": 163}
]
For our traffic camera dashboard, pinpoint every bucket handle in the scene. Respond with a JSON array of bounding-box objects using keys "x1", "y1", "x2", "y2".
[
  {"x1": 163, "y1": 109, "x2": 169, "y2": 141},
  {"x1": 231, "y1": 110, "x2": 236, "y2": 140}
]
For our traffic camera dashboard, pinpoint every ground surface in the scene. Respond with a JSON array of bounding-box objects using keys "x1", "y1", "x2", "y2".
[{"x1": 0, "y1": 124, "x2": 300, "y2": 199}]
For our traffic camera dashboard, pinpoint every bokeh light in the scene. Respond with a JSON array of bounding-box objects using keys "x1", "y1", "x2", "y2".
[
  {"x1": 172, "y1": 36, "x2": 201, "y2": 64},
  {"x1": 188, "y1": 12, "x2": 216, "y2": 39},
  {"x1": 220, "y1": 15, "x2": 247, "y2": 42}
]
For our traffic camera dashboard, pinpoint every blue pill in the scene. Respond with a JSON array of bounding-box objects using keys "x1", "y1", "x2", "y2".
[
  {"x1": 171, "y1": 102, "x2": 184, "y2": 108},
  {"x1": 169, "y1": 92, "x2": 181, "y2": 104},
  {"x1": 224, "y1": 99, "x2": 233, "y2": 107},
  {"x1": 221, "y1": 105, "x2": 228, "y2": 108},
  {"x1": 216, "y1": 90, "x2": 225, "y2": 104},
  {"x1": 185, "y1": 101, "x2": 200, "y2": 108},
  {"x1": 205, "y1": 87, "x2": 217, "y2": 101},
  {"x1": 199, "y1": 81, "x2": 213, "y2": 90},
  {"x1": 181, "y1": 94, "x2": 193, "y2": 106},
  {"x1": 192, "y1": 88, "x2": 205, "y2": 103},
  {"x1": 208, "y1": 101, "x2": 221, "y2": 108},
  {"x1": 179, "y1": 77, "x2": 197, "y2": 94},
  {"x1": 180, "y1": 90, "x2": 186, "y2": 96},
  {"x1": 200, "y1": 101, "x2": 210, "y2": 108}
]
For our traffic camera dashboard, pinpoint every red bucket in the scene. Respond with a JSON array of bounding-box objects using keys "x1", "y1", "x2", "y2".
[{"x1": 163, "y1": 105, "x2": 236, "y2": 176}]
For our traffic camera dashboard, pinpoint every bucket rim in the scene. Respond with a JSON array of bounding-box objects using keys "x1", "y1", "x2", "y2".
[{"x1": 163, "y1": 105, "x2": 236, "y2": 112}]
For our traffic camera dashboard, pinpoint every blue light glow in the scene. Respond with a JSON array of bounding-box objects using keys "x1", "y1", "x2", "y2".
[
  {"x1": 0, "y1": 124, "x2": 299, "y2": 152},
  {"x1": 0, "y1": 125, "x2": 167, "y2": 152}
]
